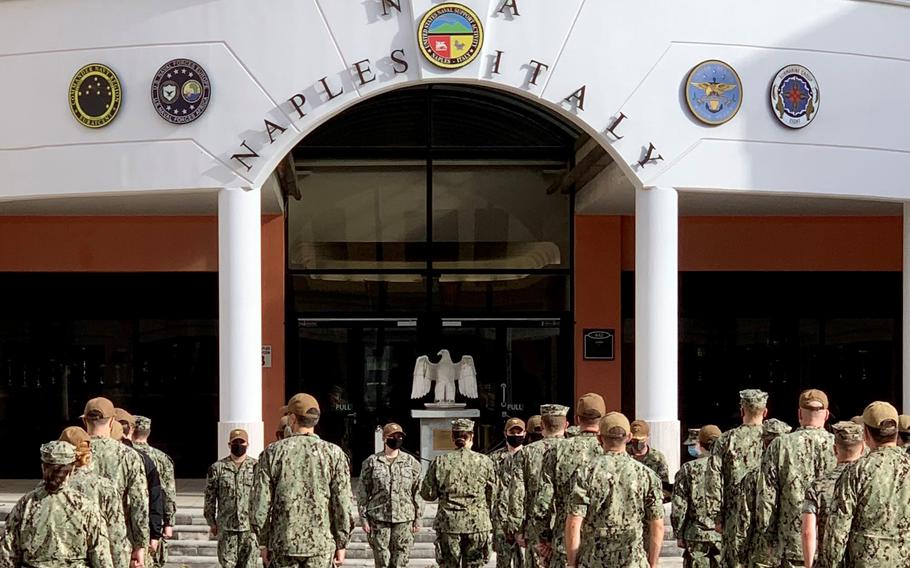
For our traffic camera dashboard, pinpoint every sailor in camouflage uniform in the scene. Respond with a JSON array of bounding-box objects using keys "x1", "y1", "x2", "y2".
[
  {"x1": 704, "y1": 388, "x2": 768, "y2": 568},
  {"x1": 420, "y1": 418, "x2": 496, "y2": 568},
  {"x1": 204, "y1": 429, "x2": 259, "y2": 568},
  {"x1": 565, "y1": 412, "x2": 665, "y2": 568},
  {"x1": 629, "y1": 420, "x2": 671, "y2": 491},
  {"x1": 81, "y1": 397, "x2": 149, "y2": 568},
  {"x1": 506, "y1": 404, "x2": 567, "y2": 568},
  {"x1": 132, "y1": 417, "x2": 176, "y2": 535},
  {"x1": 357, "y1": 423, "x2": 423, "y2": 568},
  {"x1": 526, "y1": 415, "x2": 544, "y2": 444},
  {"x1": 0, "y1": 441, "x2": 114, "y2": 568},
  {"x1": 898, "y1": 414, "x2": 910, "y2": 451},
  {"x1": 490, "y1": 418, "x2": 526, "y2": 568},
  {"x1": 729, "y1": 418, "x2": 791, "y2": 566},
  {"x1": 539, "y1": 393, "x2": 606, "y2": 568},
  {"x1": 821, "y1": 401, "x2": 910, "y2": 567},
  {"x1": 629, "y1": 419, "x2": 671, "y2": 553},
  {"x1": 251, "y1": 393, "x2": 354, "y2": 568},
  {"x1": 755, "y1": 389, "x2": 835, "y2": 567},
  {"x1": 672, "y1": 425, "x2": 723, "y2": 568},
  {"x1": 58, "y1": 426, "x2": 130, "y2": 568},
  {"x1": 800, "y1": 421, "x2": 863, "y2": 568}
]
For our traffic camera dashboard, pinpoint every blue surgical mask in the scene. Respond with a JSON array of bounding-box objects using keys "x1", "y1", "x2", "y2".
[{"x1": 687, "y1": 445, "x2": 700, "y2": 458}]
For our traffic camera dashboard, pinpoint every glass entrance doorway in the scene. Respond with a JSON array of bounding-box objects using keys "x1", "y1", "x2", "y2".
[
  {"x1": 284, "y1": 85, "x2": 582, "y2": 467},
  {"x1": 294, "y1": 317, "x2": 571, "y2": 468}
]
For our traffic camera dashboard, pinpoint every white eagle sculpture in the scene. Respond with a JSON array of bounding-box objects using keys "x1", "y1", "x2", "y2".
[{"x1": 411, "y1": 349, "x2": 478, "y2": 403}]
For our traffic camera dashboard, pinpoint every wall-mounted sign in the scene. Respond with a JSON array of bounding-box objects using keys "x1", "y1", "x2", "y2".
[
  {"x1": 583, "y1": 329, "x2": 615, "y2": 360},
  {"x1": 150, "y1": 58, "x2": 211, "y2": 125},
  {"x1": 69, "y1": 63, "x2": 122, "y2": 129},
  {"x1": 262, "y1": 345, "x2": 272, "y2": 368},
  {"x1": 685, "y1": 60, "x2": 743, "y2": 126},
  {"x1": 418, "y1": 3, "x2": 483, "y2": 69},
  {"x1": 771, "y1": 64, "x2": 819, "y2": 129}
]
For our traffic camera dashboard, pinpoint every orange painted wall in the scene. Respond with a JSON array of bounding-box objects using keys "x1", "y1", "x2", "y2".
[
  {"x1": 620, "y1": 216, "x2": 901, "y2": 271},
  {"x1": 574, "y1": 216, "x2": 623, "y2": 411},
  {"x1": 0, "y1": 215, "x2": 286, "y2": 447}
]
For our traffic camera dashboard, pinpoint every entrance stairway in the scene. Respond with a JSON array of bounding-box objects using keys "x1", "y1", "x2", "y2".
[
  {"x1": 0, "y1": 481, "x2": 683, "y2": 567},
  {"x1": 165, "y1": 504, "x2": 683, "y2": 568}
]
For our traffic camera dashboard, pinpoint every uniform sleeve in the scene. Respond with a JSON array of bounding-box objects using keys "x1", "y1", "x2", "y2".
[
  {"x1": 505, "y1": 452, "x2": 527, "y2": 535},
  {"x1": 704, "y1": 435, "x2": 727, "y2": 524},
  {"x1": 532, "y1": 444, "x2": 557, "y2": 538},
  {"x1": 643, "y1": 468, "x2": 665, "y2": 521},
  {"x1": 820, "y1": 464, "x2": 857, "y2": 568},
  {"x1": 250, "y1": 450, "x2": 273, "y2": 540},
  {"x1": 567, "y1": 466, "x2": 591, "y2": 519},
  {"x1": 328, "y1": 449, "x2": 354, "y2": 549},
  {"x1": 85, "y1": 501, "x2": 114, "y2": 568},
  {"x1": 0, "y1": 497, "x2": 26, "y2": 568},
  {"x1": 754, "y1": 438, "x2": 781, "y2": 537},
  {"x1": 802, "y1": 481, "x2": 820, "y2": 516},
  {"x1": 484, "y1": 457, "x2": 496, "y2": 516},
  {"x1": 671, "y1": 465, "x2": 690, "y2": 538},
  {"x1": 159, "y1": 455, "x2": 178, "y2": 526},
  {"x1": 411, "y1": 457, "x2": 425, "y2": 523},
  {"x1": 126, "y1": 453, "x2": 150, "y2": 548},
  {"x1": 203, "y1": 463, "x2": 218, "y2": 527},
  {"x1": 419, "y1": 458, "x2": 438, "y2": 502},
  {"x1": 355, "y1": 457, "x2": 372, "y2": 521}
]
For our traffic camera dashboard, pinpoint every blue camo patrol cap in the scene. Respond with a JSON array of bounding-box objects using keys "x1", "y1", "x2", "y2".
[
  {"x1": 762, "y1": 418, "x2": 791, "y2": 437},
  {"x1": 451, "y1": 418, "x2": 475, "y2": 432},
  {"x1": 540, "y1": 404, "x2": 569, "y2": 417},
  {"x1": 739, "y1": 389, "x2": 769, "y2": 410},
  {"x1": 41, "y1": 441, "x2": 76, "y2": 465}
]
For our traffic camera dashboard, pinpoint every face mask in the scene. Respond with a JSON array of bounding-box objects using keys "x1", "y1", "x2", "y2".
[
  {"x1": 386, "y1": 437, "x2": 404, "y2": 450},
  {"x1": 687, "y1": 446, "x2": 700, "y2": 458},
  {"x1": 230, "y1": 443, "x2": 247, "y2": 457},
  {"x1": 507, "y1": 435, "x2": 525, "y2": 447},
  {"x1": 630, "y1": 440, "x2": 647, "y2": 453},
  {"x1": 528, "y1": 432, "x2": 543, "y2": 443}
]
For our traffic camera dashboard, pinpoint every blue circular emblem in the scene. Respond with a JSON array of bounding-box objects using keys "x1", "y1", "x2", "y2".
[
  {"x1": 685, "y1": 60, "x2": 743, "y2": 126},
  {"x1": 770, "y1": 65, "x2": 819, "y2": 129}
]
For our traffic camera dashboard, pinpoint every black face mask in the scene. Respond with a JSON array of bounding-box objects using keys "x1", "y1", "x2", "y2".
[
  {"x1": 528, "y1": 432, "x2": 544, "y2": 443},
  {"x1": 507, "y1": 435, "x2": 525, "y2": 448},
  {"x1": 386, "y1": 437, "x2": 404, "y2": 450},
  {"x1": 230, "y1": 443, "x2": 247, "y2": 457},
  {"x1": 629, "y1": 440, "x2": 647, "y2": 453}
]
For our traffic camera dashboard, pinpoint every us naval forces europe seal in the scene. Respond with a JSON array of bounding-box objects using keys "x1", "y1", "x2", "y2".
[{"x1": 150, "y1": 58, "x2": 211, "y2": 124}]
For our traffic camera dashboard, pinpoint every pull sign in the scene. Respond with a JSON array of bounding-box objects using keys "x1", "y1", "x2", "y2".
[{"x1": 442, "y1": 321, "x2": 462, "y2": 327}]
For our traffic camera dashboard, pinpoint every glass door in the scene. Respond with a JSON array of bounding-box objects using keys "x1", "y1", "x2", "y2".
[
  {"x1": 294, "y1": 316, "x2": 572, "y2": 465},
  {"x1": 437, "y1": 318, "x2": 568, "y2": 452},
  {"x1": 296, "y1": 318, "x2": 421, "y2": 466}
]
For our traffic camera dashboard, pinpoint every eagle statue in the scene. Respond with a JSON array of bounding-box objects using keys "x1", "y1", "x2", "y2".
[{"x1": 411, "y1": 349, "x2": 478, "y2": 403}]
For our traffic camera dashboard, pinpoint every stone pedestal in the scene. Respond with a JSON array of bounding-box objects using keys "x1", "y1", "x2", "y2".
[{"x1": 411, "y1": 408, "x2": 481, "y2": 474}]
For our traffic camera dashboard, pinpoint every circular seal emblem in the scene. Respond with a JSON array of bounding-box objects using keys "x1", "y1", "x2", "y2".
[
  {"x1": 770, "y1": 64, "x2": 819, "y2": 129},
  {"x1": 685, "y1": 60, "x2": 743, "y2": 126},
  {"x1": 68, "y1": 63, "x2": 122, "y2": 129},
  {"x1": 150, "y1": 59, "x2": 211, "y2": 125},
  {"x1": 418, "y1": 3, "x2": 484, "y2": 69}
]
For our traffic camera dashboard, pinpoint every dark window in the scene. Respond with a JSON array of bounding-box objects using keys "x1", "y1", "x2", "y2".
[{"x1": 0, "y1": 273, "x2": 218, "y2": 478}]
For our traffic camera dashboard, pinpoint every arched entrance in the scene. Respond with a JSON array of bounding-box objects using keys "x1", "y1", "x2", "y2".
[{"x1": 283, "y1": 84, "x2": 587, "y2": 464}]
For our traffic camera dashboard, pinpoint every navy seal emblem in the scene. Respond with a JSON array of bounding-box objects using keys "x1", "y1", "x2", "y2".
[
  {"x1": 151, "y1": 59, "x2": 211, "y2": 125},
  {"x1": 69, "y1": 63, "x2": 122, "y2": 128}
]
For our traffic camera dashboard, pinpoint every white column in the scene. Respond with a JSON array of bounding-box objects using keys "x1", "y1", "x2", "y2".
[
  {"x1": 218, "y1": 186, "x2": 264, "y2": 458},
  {"x1": 903, "y1": 204, "x2": 910, "y2": 414},
  {"x1": 635, "y1": 185, "x2": 680, "y2": 476}
]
